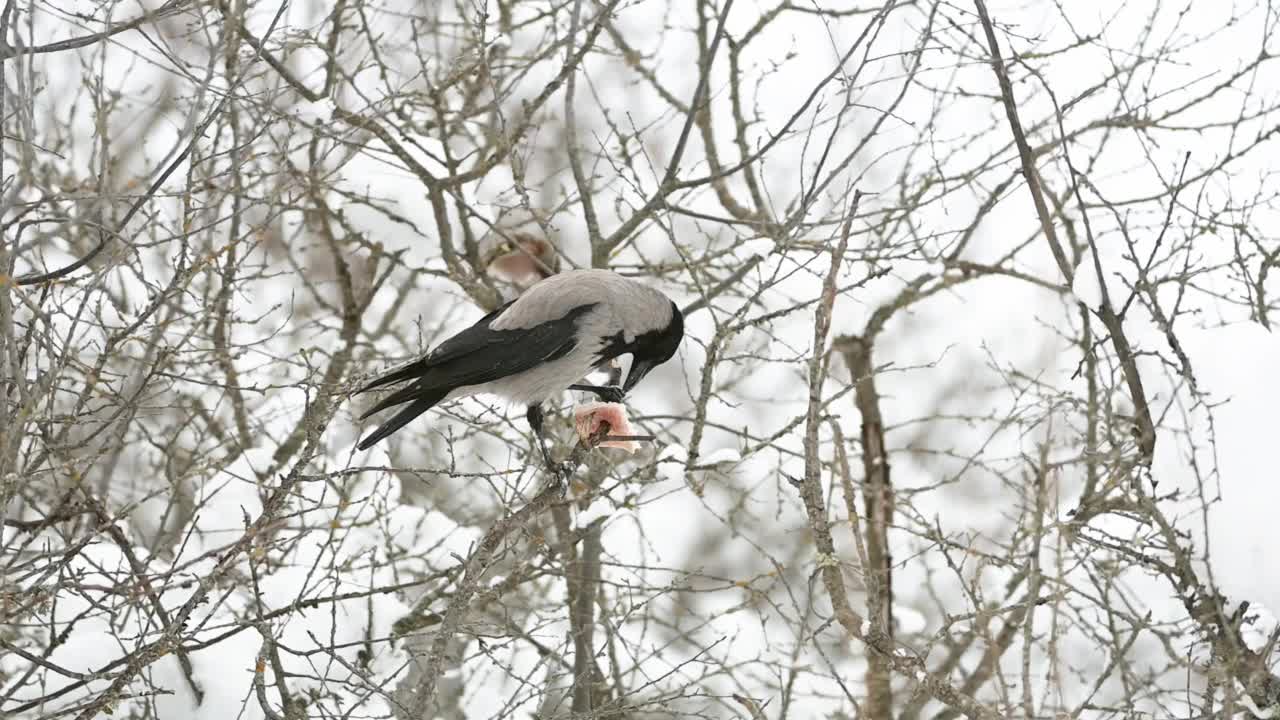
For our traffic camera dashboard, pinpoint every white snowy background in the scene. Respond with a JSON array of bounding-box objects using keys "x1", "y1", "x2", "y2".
[{"x1": 2, "y1": 0, "x2": 1279, "y2": 718}]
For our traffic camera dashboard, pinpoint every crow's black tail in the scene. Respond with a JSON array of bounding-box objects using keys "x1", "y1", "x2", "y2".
[
  {"x1": 356, "y1": 386, "x2": 451, "y2": 450},
  {"x1": 359, "y1": 378, "x2": 438, "y2": 420},
  {"x1": 354, "y1": 358, "x2": 432, "y2": 395}
]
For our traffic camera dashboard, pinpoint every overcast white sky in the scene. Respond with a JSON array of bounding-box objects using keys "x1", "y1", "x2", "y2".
[{"x1": 4, "y1": 0, "x2": 1280, "y2": 717}]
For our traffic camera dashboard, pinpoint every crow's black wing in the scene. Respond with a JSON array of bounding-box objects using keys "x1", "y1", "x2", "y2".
[
  {"x1": 414, "y1": 302, "x2": 598, "y2": 387},
  {"x1": 356, "y1": 302, "x2": 598, "y2": 422}
]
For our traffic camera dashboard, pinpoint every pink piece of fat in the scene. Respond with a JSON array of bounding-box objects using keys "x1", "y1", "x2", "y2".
[{"x1": 573, "y1": 402, "x2": 639, "y2": 453}]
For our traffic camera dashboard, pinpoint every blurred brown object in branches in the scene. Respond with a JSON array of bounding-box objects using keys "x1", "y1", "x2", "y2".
[{"x1": 485, "y1": 232, "x2": 558, "y2": 288}]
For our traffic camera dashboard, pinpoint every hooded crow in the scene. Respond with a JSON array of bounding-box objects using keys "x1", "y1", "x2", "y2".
[{"x1": 354, "y1": 269, "x2": 683, "y2": 470}]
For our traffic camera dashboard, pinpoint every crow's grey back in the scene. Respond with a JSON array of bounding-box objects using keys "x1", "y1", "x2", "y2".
[{"x1": 490, "y1": 269, "x2": 672, "y2": 336}]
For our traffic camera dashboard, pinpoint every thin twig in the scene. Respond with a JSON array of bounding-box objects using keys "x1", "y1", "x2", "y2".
[
  {"x1": 971, "y1": 0, "x2": 1073, "y2": 282},
  {"x1": 0, "y1": 0, "x2": 191, "y2": 61}
]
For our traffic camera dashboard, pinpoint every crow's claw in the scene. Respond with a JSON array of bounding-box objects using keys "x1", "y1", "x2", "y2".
[
  {"x1": 570, "y1": 384, "x2": 626, "y2": 404},
  {"x1": 543, "y1": 461, "x2": 574, "y2": 496}
]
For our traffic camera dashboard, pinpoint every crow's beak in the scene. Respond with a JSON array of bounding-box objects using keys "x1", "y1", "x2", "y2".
[{"x1": 622, "y1": 357, "x2": 656, "y2": 394}]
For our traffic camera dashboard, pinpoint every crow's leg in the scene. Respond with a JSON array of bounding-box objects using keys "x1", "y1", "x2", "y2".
[
  {"x1": 526, "y1": 404, "x2": 569, "y2": 492},
  {"x1": 525, "y1": 403, "x2": 555, "y2": 467},
  {"x1": 568, "y1": 384, "x2": 625, "y2": 404}
]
